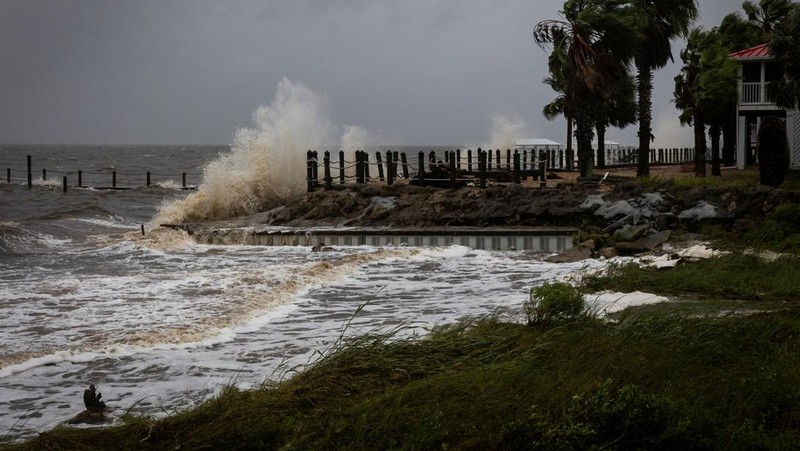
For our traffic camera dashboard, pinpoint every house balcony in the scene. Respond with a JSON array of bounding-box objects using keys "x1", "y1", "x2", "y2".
[{"x1": 740, "y1": 82, "x2": 776, "y2": 106}]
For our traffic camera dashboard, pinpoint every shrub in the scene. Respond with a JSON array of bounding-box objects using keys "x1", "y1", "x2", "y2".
[
  {"x1": 524, "y1": 282, "x2": 585, "y2": 325},
  {"x1": 758, "y1": 116, "x2": 790, "y2": 187}
]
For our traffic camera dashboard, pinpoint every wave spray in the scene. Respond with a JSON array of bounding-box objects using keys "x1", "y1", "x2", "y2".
[
  {"x1": 482, "y1": 113, "x2": 531, "y2": 150},
  {"x1": 154, "y1": 78, "x2": 356, "y2": 225}
]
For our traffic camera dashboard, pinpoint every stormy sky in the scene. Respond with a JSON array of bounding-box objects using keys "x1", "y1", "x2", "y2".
[{"x1": 0, "y1": 0, "x2": 743, "y2": 147}]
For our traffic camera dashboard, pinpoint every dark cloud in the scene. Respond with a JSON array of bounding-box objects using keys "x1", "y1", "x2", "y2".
[{"x1": 0, "y1": 0, "x2": 747, "y2": 146}]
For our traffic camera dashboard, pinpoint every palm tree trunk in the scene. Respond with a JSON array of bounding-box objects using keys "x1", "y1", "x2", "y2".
[
  {"x1": 710, "y1": 124, "x2": 721, "y2": 176},
  {"x1": 636, "y1": 64, "x2": 653, "y2": 177},
  {"x1": 694, "y1": 111, "x2": 707, "y2": 177},
  {"x1": 596, "y1": 123, "x2": 606, "y2": 169},
  {"x1": 576, "y1": 112, "x2": 594, "y2": 179}
]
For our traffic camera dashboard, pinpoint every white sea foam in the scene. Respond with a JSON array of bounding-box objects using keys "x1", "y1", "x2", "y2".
[
  {"x1": 74, "y1": 216, "x2": 136, "y2": 229},
  {"x1": 1, "y1": 242, "x2": 619, "y2": 439},
  {"x1": 586, "y1": 291, "x2": 670, "y2": 317}
]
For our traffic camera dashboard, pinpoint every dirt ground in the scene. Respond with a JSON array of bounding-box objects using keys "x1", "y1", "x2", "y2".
[{"x1": 543, "y1": 164, "x2": 751, "y2": 186}]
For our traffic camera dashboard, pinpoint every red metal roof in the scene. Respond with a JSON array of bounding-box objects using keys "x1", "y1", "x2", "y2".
[{"x1": 729, "y1": 44, "x2": 772, "y2": 60}]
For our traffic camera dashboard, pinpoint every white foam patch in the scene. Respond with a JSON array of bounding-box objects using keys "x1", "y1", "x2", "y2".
[{"x1": 586, "y1": 291, "x2": 670, "y2": 317}]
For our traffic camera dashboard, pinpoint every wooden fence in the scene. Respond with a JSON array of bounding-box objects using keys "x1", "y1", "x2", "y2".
[
  {"x1": 306, "y1": 147, "x2": 697, "y2": 192},
  {"x1": 5, "y1": 155, "x2": 199, "y2": 191}
]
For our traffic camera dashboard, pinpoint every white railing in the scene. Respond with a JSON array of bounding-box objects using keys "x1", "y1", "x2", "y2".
[{"x1": 741, "y1": 82, "x2": 763, "y2": 104}]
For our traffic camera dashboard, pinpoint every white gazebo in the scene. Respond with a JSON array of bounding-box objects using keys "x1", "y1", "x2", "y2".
[{"x1": 515, "y1": 138, "x2": 562, "y2": 151}]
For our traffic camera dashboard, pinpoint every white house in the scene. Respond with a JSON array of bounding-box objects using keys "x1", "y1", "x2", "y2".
[{"x1": 730, "y1": 44, "x2": 800, "y2": 169}]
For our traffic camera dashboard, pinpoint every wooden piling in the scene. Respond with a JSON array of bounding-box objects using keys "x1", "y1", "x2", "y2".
[
  {"x1": 506, "y1": 149, "x2": 511, "y2": 170},
  {"x1": 42, "y1": 168, "x2": 47, "y2": 181},
  {"x1": 356, "y1": 151, "x2": 364, "y2": 184},
  {"x1": 146, "y1": 171, "x2": 150, "y2": 187},
  {"x1": 400, "y1": 152, "x2": 409, "y2": 179},
  {"x1": 6, "y1": 168, "x2": 10, "y2": 183},
  {"x1": 312, "y1": 151, "x2": 319, "y2": 181},
  {"x1": 307, "y1": 150, "x2": 315, "y2": 192},
  {"x1": 79, "y1": 170, "x2": 83, "y2": 187},
  {"x1": 375, "y1": 151, "x2": 385, "y2": 181},
  {"x1": 456, "y1": 149, "x2": 461, "y2": 169},
  {"x1": 27, "y1": 155, "x2": 32, "y2": 189},
  {"x1": 393, "y1": 151, "x2": 399, "y2": 178},
  {"x1": 141, "y1": 224, "x2": 145, "y2": 236},
  {"x1": 479, "y1": 150, "x2": 486, "y2": 189},
  {"x1": 323, "y1": 151, "x2": 332, "y2": 189},
  {"x1": 386, "y1": 150, "x2": 394, "y2": 186},
  {"x1": 467, "y1": 149, "x2": 473, "y2": 172},
  {"x1": 62, "y1": 176, "x2": 67, "y2": 192},
  {"x1": 182, "y1": 172, "x2": 187, "y2": 189},
  {"x1": 418, "y1": 151, "x2": 426, "y2": 186},
  {"x1": 112, "y1": 171, "x2": 116, "y2": 188},
  {"x1": 513, "y1": 150, "x2": 521, "y2": 184},
  {"x1": 338, "y1": 150, "x2": 345, "y2": 184},
  {"x1": 364, "y1": 152, "x2": 370, "y2": 180}
]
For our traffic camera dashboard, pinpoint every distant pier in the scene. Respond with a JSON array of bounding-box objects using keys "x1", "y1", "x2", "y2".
[{"x1": 162, "y1": 225, "x2": 578, "y2": 252}]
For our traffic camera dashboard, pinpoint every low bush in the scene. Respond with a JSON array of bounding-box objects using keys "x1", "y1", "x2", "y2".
[{"x1": 524, "y1": 282, "x2": 585, "y2": 325}]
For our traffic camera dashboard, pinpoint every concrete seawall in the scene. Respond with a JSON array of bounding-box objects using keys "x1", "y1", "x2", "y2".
[{"x1": 162, "y1": 225, "x2": 578, "y2": 251}]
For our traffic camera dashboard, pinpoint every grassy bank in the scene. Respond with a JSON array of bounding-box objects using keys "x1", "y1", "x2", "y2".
[{"x1": 6, "y1": 253, "x2": 800, "y2": 450}]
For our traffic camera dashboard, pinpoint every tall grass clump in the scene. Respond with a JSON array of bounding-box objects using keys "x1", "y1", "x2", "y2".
[{"x1": 524, "y1": 282, "x2": 586, "y2": 325}]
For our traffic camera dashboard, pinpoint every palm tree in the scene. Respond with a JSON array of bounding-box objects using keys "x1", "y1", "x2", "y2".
[
  {"x1": 542, "y1": 66, "x2": 575, "y2": 171},
  {"x1": 768, "y1": 3, "x2": 800, "y2": 110},
  {"x1": 595, "y1": 74, "x2": 637, "y2": 168},
  {"x1": 673, "y1": 28, "x2": 738, "y2": 177},
  {"x1": 743, "y1": 0, "x2": 796, "y2": 38},
  {"x1": 534, "y1": 0, "x2": 635, "y2": 179},
  {"x1": 718, "y1": 12, "x2": 761, "y2": 52},
  {"x1": 629, "y1": 0, "x2": 698, "y2": 177}
]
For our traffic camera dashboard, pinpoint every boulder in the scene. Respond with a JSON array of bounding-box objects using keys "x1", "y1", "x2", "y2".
[
  {"x1": 545, "y1": 240, "x2": 595, "y2": 263},
  {"x1": 615, "y1": 230, "x2": 671, "y2": 255}
]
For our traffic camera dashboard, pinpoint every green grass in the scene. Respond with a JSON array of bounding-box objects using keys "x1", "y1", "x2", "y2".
[
  {"x1": 582, "y1": 253, "x2": 800, "y2": 303},
  {"x1": 7, "y1": 306, "x2": 800, "y2": 450}
]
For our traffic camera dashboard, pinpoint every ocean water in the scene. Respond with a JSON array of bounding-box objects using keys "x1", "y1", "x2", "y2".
[{"x1": 0, "y1": 144, "x2": 613, "y2": 440}]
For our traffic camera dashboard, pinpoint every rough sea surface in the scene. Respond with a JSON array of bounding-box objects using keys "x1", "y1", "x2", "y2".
[{"x1": 0, "y1": 144, "x2": 622, "y2": 440}]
